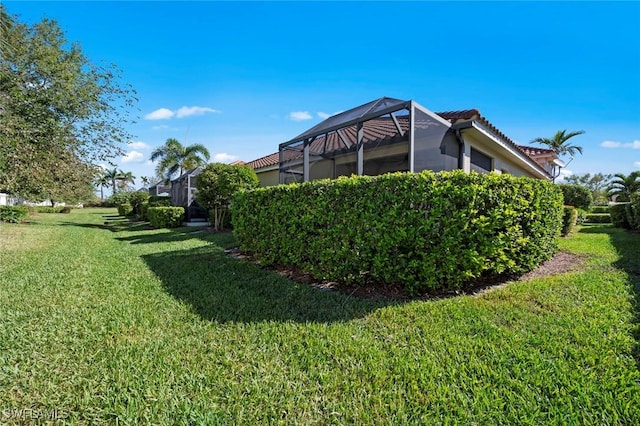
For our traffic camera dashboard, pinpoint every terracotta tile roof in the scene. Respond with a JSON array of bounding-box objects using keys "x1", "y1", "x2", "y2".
[
  {"x1": 246, "y1": 152, "x2": 280, "y2": 169},
  {"x1": 246, "y1": 109, "x2": 554, "y2": 175}
]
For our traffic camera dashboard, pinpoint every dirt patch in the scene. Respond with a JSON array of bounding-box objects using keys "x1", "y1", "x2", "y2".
[{"x1": 226, "y1": 249, "x2": 585, "y2": 301}]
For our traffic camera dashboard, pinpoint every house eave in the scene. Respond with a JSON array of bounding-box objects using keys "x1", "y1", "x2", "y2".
[{"x1": 453, "y1": 121, "x2": 551, "y2": 180}]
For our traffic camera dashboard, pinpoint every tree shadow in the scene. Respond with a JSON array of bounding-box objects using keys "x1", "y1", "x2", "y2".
[
  {"x1": 579, "y1": 225, "x2": 640, "y2": 367},
  {"x1": 142, "y1": 243, "x2": 397, "y2": 324}
]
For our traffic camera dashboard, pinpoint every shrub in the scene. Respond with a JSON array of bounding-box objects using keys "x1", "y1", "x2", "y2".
[
  {"x1": 117, "y1": 203, "x2": 133, "y2": 217},
  {"x1": 60, "y1": 206, "x2": 72, "y2": 214},
  {"x1": 558, "y1": 184, "x2": 592, "y2": 210},
  {"x1": 147, "y1": 206, "x2": 184, "y2": 228},
  {"x1": 576, "y1": 208, "x2": 588, "y2": 225},
  {"x1": 626, "y1": 198, "x2": 640, "y2": 230},
  {"x1": 585, "y1": 213, "x2": 611, "y2": 224},
  {"x1": 0, "y1": 206, "x2": 29, "y2": 223},
  {"x1": 590, "y1": 205, "x2": 609, "y2": 214},
  {"x1": 148, "y1": 195, "x2": 172, "y2": 207},
  {"x1": 234, "y1": 171, "x2": 563, "y2": 294},
  {"x1": 128, "y1": 191, "x2": 150, "y2": 217},
  {"x1": 610, "y1": 204, "x2": 630, "y2": 229},
  {"x1": 562, "y1": 206, "x2": 578, "y2": 236},
  {"x1": 33, "y1": 206, "x2": 72, "y2": 213},
  {"x1": 106, "y1": 191, "x2": 134, "y2": 207},
  {"x1": 196, "y1": 163, "x2": 259, "y2": 231}
]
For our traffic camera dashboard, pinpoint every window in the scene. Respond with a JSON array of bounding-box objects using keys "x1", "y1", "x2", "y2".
[{"x1": 470, "y1": 147, "x2": 492, "y2": 173}]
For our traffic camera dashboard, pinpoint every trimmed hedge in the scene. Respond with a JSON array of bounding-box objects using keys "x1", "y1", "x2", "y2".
[
  {"x1": 627, "y1": 200, "x2": 640, "y2": 230},
  {"x1": 558, "y1": 184, "x2": 592, "y2": 210},
  {"x1": 590, "y1": 206, "x2": 609, "y2": 214},
  {"x1": 117, "y1": 203, "x2": 133, "y2": 217},
  {"x1": 33, "y1": 206, "x2": 72, "y2": 214},
  {"x1": 610, "y1": 204, "x2": 630, "y2": 229},
  {"x1": 149, "y1": 195, "x2": 172, "y2": 206},
  {"x1": 562, "y1": 206, "x2": 578, "y2": 236},
  {"x1": 147, "y1": 206, "x2": 184, "y2": 228},
  {"x1": 0, "y1": 206, "x2": 29, "y2": 223},
  {"x1": 233, "y1": 171, "x2": 563, "y2": 293},
  {"x1": 585, "y1": 213, "x2": 611, "y2": 224}
]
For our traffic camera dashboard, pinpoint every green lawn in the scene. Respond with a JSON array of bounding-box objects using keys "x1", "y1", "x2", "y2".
[{"x1": 1, "y1": 208, "x2": 639, "y2": 424}]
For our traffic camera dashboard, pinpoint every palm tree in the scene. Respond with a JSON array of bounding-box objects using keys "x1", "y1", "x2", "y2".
[
  {"x1": 531, "y1": 129, "x2": 585, "y2": 157},
  {"x1": 608, "y1": 171, "x2": 640, "y2": 202},
  {"x1": 117, "y1": 171, "x2": 136, "y2": 192},
  {"x1": 95, "y1": 174, "x2": 110, "y2": 200},
  {"x1": 150, "y1": 138, "x2": 210, "y2": 183},
  {"x1": 140, "y1": 176, "x2": 151, "y2": 189},
  {"x1": 104, "y1": 167, "x2": 122, "y2": 196}
]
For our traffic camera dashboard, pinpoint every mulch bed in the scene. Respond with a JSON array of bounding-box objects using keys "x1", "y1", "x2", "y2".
[{"x1": 226, "y1": 248, "x2": 585, "y2": 302}]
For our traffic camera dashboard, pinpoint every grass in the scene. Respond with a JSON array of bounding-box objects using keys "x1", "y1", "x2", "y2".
[{"x1": 1, "y1": 208, "x2": 639, "y2": 424}]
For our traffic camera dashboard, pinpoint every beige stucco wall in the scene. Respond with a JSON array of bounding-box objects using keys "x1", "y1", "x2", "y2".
[
  {"x1": 461, "y1": 131, "x2": 542, "y2": 179},
  {"x1": 256, "y1": 168, "x2": 279, "y2": 186}
]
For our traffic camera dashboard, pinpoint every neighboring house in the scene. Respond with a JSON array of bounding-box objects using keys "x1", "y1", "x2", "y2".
[
  {"x1": 147, "y1": 181, "x2": 171, "y2": 197},
  {"x1": 246, "y1": 97, "x2": 558, "y2": 186},
  {"x1": 170, "y1": 167, "x2": 207, "y2": 220}
]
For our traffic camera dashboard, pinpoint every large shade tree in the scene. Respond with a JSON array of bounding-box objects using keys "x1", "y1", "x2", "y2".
[
  {"x1": 0, "y1": 5, "x2": 136, "y2": 201},
  {"x1": 150, "y1": 138, "x2": 211, "y2": 182},
  {"x1": 531, "y1": 130, "x2": 585, "y2": 157}
]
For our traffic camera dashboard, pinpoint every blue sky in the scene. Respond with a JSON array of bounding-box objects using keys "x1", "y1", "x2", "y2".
[{"x1": 6, "y1": 1, "x2": 640, "y2": 187}]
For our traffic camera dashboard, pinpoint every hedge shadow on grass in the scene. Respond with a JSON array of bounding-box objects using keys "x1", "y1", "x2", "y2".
[
  {"x1": 579, "y1": 225, "x2": 640, "y2": 368},
  {"x1": 142, "y1": 244, "x2": 396, "y2": 324}
]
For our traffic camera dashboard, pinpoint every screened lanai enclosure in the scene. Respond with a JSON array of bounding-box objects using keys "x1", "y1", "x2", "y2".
[{"x1": 278, "y1": 97, "x2": 460, "y2": 184}]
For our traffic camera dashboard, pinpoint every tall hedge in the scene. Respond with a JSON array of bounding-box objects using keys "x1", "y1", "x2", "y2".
[
  {"x1": 0, "y1": 206, "x2": 29, "y2": 223},
  {"x1": 147, "y1": 206, "x2": 184, "y2": 228},
  {"x1": 233, "y1": 171, "x2": 563, "y2": 293}
]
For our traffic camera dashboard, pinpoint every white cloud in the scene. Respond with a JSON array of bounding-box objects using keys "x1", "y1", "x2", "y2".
[
  {"x1": 213, "y1": 153, "x2": 238, "y2": 163},
  {"x1": 289, "y1": 111, "x2": 312, "y2": 121},
  {"x1": 634, "y1": 161, "x2": 640, "y2": 168},
  {"x1": 555, "y1": 168, "x2": 573, "y2": 182},
  {"x1": 128, "y1": 141, "x2": 149, "y2": 150},
  {"x1": 122, "y1": 150, "x2": 145, "y2": 163},
  {"x1": 175, "y1": 106, "x2": 220, "y2": 118},
  {"x1": 144, "y1": 106, "x2": 220, "y2": 120},
  {"x1": 152, "y1": 125, "x2": 170, "y2": 130},
  {"x1": 600, "y1": 140, "x2": 640, "y2": 149},
  {"x1": 144, "y1": 108, "x2": 175, "y2": 120}
]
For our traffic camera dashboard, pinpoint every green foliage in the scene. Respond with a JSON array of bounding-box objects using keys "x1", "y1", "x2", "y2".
[
  {"x1": 147, "y1": 206, "x2": 185, "y2": 228},
  {"x1": 0, "y1": 205, "x2": 29, "y2": 223},
  {"x1": 148, "y1": 195, "x2": 172, "y2": 207},
  {"x1": 33, "y1": 206, "x2": 72, "y2": 214},
  {"x1": 585, "y1": 213, "x2": 611, "y2": 224},
  {"x1": 576, "y1": 208, "x2": 588, "y2": 225},
  {"x1": 128, "y1": 191, "x2": 150, "y2": 216},
  {"x1": 117, "y1": 203, "x2": 133, "y2": 217},
  {"x1": 562, "y1": 206, "x2": 578, "y2": 236},
  {"x1": 626, "y1": 197, "x2": 640, "y2": 230},
  {"x1": 558, "y1": 184, "x2": 592, "y2": 210},
  {"x1": 610, "y1": 204, "x2": 631, "y2": 229},
  {"x1": 608, "y1": 171, "x2": 640, "y2": 202},
  {"x1": 106, "y1": 191, "x2": 134, "y2": 207},
  {"x1": 530, "y1": 129, "x2": 584, "y2": 157},
  {"x1": 196, "y1": 163, "x2": 259, "y2": 231},
  {"x1": 150, "y1": 138, "x2": 210, "y2": 183},
  {"x1": 564, "y1": 173, "x2": 612, "y2": 204},
  {"x1": 590, "y1": 205, "x2": 609, "y2": 214},
  {"x1": 234, "y1": 171, "x2": 563, "y2": 293},
  {"x1": 0, "y1": 6, "x2": 136, "y2": 201}
]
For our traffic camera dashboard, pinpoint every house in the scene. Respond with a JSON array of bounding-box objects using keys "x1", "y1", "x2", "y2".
[
  {"x1": 170, "y1": 167, "x2": 207, "y2": 221},
  {"x1": 147, "y1": 181, "x2": 171, "y2": 197},
  {"x1": 246, "y1": 97, "x2": 558, "y2": 186}
]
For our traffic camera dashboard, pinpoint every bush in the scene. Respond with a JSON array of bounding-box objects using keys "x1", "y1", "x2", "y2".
[
  {"x1": 562, "y1": 206, "x2": 578, "y2": 236},
  {"x1": 0, "y1": 206, "x2": 29, "y2": 223},
  {"x1": 117, "y1": 203, "x2": 133, "y2": 217},
  {"x1": 626, "y1": 198, "x2": 640, "y2": 230},
  {"x1": 60, "y1": 206, "x2": 72, "y2": 214},
  {"x1": 590, "y1": 206, "x2": 609, "y2": 214},
  {"x1": 106, "y1": 191, "x2": 134, "y2": 207},
  {"x1": 234, "y1": 171, "x2": 563, "y2": 294},
  {"x1": 33, "y1": 206, "x2": 72, "y2": 213},
  {"x1": 148, "y1": 195, "x2": 172, "y2": 207},
  {"x1": 585, "y1": 213, "x2": 611, "y2": 224},
  {"x1": 147, "y1": 206, "x2": 184, "y2": 228},
  {"x1": 610, "y1": 204, "x2": 631, "y2": 229},
  {"x1": 576, "y1": 208, "x2": 588, "y2": 225},
  {"x1": 196, "y1": 163, "x2": 259, "y2": 231},
  {"x1": 128, "y1": 191, "x2": 150, "y2": 217},
  {"x1": 558, "y1": 184, "x2": 592, "y2": 210}
]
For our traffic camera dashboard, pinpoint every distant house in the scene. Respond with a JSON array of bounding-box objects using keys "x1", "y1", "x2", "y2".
[
  {"x1": 148, "y1": 181, "x2": 171, "y2": 197},
  {"x1": 246, "y1": 97, "x2": 558, "y2": 186},
  {"x1": 169, "y1": 167, "x2": 207, "y2": 221}
]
